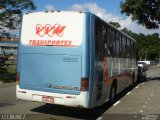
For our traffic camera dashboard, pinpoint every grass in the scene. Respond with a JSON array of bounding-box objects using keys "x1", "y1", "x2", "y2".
[{"x1": 0, "y1": 65, "x2": 16, "y2": 83}]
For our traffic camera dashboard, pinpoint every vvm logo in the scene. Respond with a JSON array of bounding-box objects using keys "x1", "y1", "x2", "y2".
[{"x1": 36, "y1": 24, "x2": 66, "y2": 37}]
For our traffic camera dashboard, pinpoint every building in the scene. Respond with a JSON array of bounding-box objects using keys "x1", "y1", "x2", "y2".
[{"x1": 0, "y1": 37, "x2": 19, "y2": 64}]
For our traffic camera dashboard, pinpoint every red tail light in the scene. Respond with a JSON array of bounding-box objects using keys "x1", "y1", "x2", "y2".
[
  {"x1": 66, "y1": 96, "x2": 72, "y2": 99},
  {"x1": 16, "y1": 73, "x2": 20, "y2": 85},
  {"x1": 81, "y1": 78, "x2": 89, "y2": 91}
]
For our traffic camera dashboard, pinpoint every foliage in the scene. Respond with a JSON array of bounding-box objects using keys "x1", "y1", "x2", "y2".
[
  {"x1": 109, "y1": 22, "x2": 121, "y2": 28},
  {"x1": 121, "y1": 0, "x2": 160, "y2": 29},
  {"x1": 0, "y1": 53, "x2": 16, "y2": 82},
  {"x1": 0, "y1": 0, "x2": 36, "y2": 37},
  {"x1": 121, "y1": 28, "x2": 160, "y2": 61},
  {"x1": 0, "y1": 53, "x2": 8, "y2": 73}
]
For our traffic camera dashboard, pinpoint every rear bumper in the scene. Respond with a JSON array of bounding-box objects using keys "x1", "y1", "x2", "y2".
[{"x1": 16, "y1": 85, "x2": 89, "y2": 108}]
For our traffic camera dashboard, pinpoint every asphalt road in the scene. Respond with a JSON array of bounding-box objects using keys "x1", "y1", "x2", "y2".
[{"x1": 0, "y1": 66, "x2": 160, "y2": 120}]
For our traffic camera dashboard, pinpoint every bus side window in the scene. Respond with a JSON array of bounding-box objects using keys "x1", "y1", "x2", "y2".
[
  {"x1": 130, "y1": 40, "x2": 133, "y2": 58},
  {"x1": 98, "y1": 23, "x2": 103, "y2": 55},
  {"x1": 102, "y1": 25, "x2": 108, "y2": 56},
  {"x1": 119, "y1": 36, "x2": 123, "y2": 57},
  {"x1": 126, "y1": 39, "x2": 131, "y2": 58},
  {"x1": 113, "y1": 31, "x2": 116, "y2": 57},
  {"x1": 95, "y1": 19, "x2": 108, "y2": 56},
  {"x1": 133, "y1": 42, "x2": 136, "y2": 58},
  {"x1": 116, "y1": 32, "x2": 120, "y2": 57},
  {"x1": 107, "y1": 28, "x2": 113, "y2": 56},
  {"x1": 122, "y1": 36, "x2": 126, "y2": 58}
]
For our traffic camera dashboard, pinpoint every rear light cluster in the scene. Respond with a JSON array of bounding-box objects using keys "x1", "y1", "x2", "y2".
[
  {"x1": 81, "y1": 78, "x2": 89, "y2": 91},
  {"x1": 18, "y1": 91, "x2": 26, "y2": 94},
  {"x1": 66, "y1": 96, "x2": 76, "y2": 99}
]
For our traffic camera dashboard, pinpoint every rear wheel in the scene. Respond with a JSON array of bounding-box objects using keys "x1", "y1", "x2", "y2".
[
  {"x1": 109, "y1": 81, "x2": 117, "y2": 104},
  {"x1": 132, "y1": 72, "x2": 135, "y2": 84}
]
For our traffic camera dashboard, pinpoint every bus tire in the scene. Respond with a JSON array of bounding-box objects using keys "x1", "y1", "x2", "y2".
[
  {"x1": 109, "y1": 80, "x2": 117, "y2": 104},
  {"x1": 132, "y1": 72, "x2": 135, "y2": 84}
]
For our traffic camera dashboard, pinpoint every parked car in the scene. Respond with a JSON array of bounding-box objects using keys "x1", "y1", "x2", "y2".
[
  {"x1": 137, "y1": 61, "x2": 148, "y2": 83},
  {"x1": 138, "y1": 60, "x2": 150, "y2": 65},
  {"x1": 137, "y1": 61, "x2": 149, "y2": 71},
  {"x1": 137, "y1": 66, "x2": 147, "y2": 82}
]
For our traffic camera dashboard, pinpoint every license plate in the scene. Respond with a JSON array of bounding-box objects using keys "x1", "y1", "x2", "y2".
[{"x1": 42, "y1": 96, "x2": 54, "y2": 103}]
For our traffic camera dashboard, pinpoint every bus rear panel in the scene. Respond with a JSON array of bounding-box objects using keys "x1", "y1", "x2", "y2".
[{"x1": 16, "y1": 11, "x2": 91, "y2": 108}]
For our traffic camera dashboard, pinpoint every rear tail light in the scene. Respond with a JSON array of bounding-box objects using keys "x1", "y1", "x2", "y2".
[
  {"x1": 66, "y1": 96, "x2": 72, "y2": 99},
  {"x1": 81, "y1": 78, "x2": 89, "y2": 91},
  {"x1": 18, "y1": 91, "x2": 26, "y2": 94},
  {"x1": 16, "y1": 72, "x2": 20, "y2": 85}
]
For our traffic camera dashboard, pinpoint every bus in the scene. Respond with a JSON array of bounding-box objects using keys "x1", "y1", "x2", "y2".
[{"x1": 16, "y1": 11, "x2": 137, "y2": 108}]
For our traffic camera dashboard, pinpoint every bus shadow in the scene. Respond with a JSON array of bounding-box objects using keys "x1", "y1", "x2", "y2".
[
  {"x1": 146, "y1": 77, "x2": 160, "y2": 81},
  {"x1": 31, "y1": 83, "x2": 139, "y2": 120},
  {"x1": 0, "y1": 103, "x2": 15, "y2": 107},
  {"x1": 31, "y1": 102, "x2": 112, "y2": 119}
]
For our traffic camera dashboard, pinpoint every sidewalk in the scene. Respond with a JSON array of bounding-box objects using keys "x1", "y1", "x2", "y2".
[{"x1": 104, "y1": 66, "x2": 160, "y2": 115}]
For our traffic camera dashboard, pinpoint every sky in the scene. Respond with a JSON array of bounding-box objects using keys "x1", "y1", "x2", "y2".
[{"x1": 14, "y1": 0, "x2": 160, "y2": 36}]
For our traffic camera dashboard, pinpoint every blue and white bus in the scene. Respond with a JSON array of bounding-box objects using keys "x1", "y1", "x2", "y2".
[{"x1": 16, "y1": 11, "x2": 137, "y2": 108}]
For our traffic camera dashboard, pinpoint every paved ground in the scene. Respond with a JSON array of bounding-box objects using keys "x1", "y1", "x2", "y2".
[
  {"x1": 103, "y1": 66, "x2": 160, "y2": 120},
  {"x1": 0, "y1": 66, "x2": 160, "y2": 120}
]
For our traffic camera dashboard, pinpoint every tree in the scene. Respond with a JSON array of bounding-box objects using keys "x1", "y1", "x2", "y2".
[
  {"x1": 0, "y1": 52, "x2": 8, "y2": 73},
  {"x1": 109, "y1": 22, "x2": 121, "y2": 29},
  {"x1": 121, "y1": 0, "x2": 160, "y2": 29},
  {"x1": 121, "y1": 28, "x2": 160, "y2": 61},
  {"x1": 0, "y1": 0, "x2": 36, "y2": 37},
  {"x1": 121, "y1": 27, "x2": 137, "y2": 37}
]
